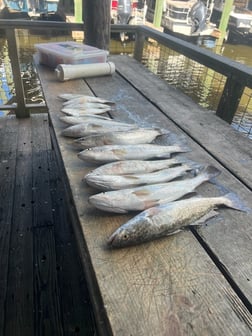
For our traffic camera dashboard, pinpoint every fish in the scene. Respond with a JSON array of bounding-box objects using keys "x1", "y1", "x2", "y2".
[
  {"x1": 58, "y1": 93, "x2": 114, "y2": 105},
  {"x1": 58, "y1": 93, "x2": 84, "y2": 100},
  {"x1": 62, "y1": 102, "x2": 112, "y2": 109},
  {"x1": 85, "y1": 163, "x2": 200, "y2": 191},
  {"x1": 60, "y1": 115, "x2": 113, "y2": 125},
  {"x1": 86, "y1": 157, "x2": 190, "y2": 176},
  {"x1": 61, "y1": 120, "x2": 137, "y2": 138},
  {"x1": 78, "y1": 143, "x2": 190, "y2": 163},
  {"x1": 61, "y1": 107, "x2": 112, "y2": 116},
  {"x1": 88, "y1": 165, "x2": 220, "y2": 213},
  {"x1": 107, "y1": 192, "x2": 247, "y2": 247},
  {"x1": 59, "y1": 114, "x2": 113, "y2": 125},
  {"x1": 74, "y1": 128, "x2": 166, "y2": 148}
]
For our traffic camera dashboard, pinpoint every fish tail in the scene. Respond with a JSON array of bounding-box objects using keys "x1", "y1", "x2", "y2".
[
  {"x1": 183, "y1": 160, "x2": 204, "y2": 172},
  {"x1": 223, "y1": 192, "x2": 250, "y2": 213},
  {"x1": 199, "y1": 165, "x2": 221, "y2": 182},
  {"x1": 156, "y1": 127, "x2": 170, "y2": 136}
]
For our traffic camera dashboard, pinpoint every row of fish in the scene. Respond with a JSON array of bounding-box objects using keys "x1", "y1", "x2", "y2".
[{"x1": 59, "y1": 93, "x2": 247, "y2": 248}]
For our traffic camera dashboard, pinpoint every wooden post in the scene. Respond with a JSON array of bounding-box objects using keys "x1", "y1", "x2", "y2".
[
  {"x1": 218, "y1": 0, "x2": 234, "y2": 39},
  {"x1": 216, "y1": 76, "x2": 244, "y2": 123},
  {"x1": 153, "y1": 0, "x2": 164, "y2": 28},
  {"x1": 134, "y1": 28, "x2": 146, "y2": 62},
  {"x1": 6, "y1": 29, "x2": 29, "y2": 118},
  {"x1": 82, "y1": 0, "x2": 111, "y2": 50}
]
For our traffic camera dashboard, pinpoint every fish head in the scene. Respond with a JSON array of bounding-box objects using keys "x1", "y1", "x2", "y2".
[
  {"x1": 107, "y1": 226, "x2": 133, "y2": 248},
  {"x1": 107, "y1": 215, "x2": 152, "y2": 248}
]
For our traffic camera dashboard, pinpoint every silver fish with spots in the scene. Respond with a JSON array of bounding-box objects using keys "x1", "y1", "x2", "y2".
[
  {"x1": 89, "y1": 165, "x2": 220, "y2": 213},
  {"x1": 85, "y1": 163, "x2": 199, "y2": 191},
  {"x1": 58, "y1": 93, "x2": 114, "y2": 105},
  {"x1": 61, "y1": 120, "x2": 137, "y2": 138},
  {"x1": 86, "y1": 157, "x2": 189, "y2": 176},
  {"x1": 61, "y1": 105, "x2": 112, "y2": 116},
  {"x1": 108, "y1": 192, "x2": 247, "y2": 247},
  {"x1": 75, "y1": 128, "x2": 165, "y2": 148},
  {"x1": 78, "y1": 143, "x2": 189, "y2": 163},
  {"x1": 60, "y1": 115, "x2": 113, "y2": 125}
]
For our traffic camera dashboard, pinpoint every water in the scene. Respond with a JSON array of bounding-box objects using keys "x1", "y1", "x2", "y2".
[{"x1": 0, "y1": 32, "x2": 252, "y2": 137}]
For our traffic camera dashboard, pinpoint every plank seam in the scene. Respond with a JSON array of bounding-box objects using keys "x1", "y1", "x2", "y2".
[
  {"x1": 191, "y1": 227, "x2": 252, "y2": 317},
  {"x1": 115, "y1": 68, "x2": 252, "y2": 192}
]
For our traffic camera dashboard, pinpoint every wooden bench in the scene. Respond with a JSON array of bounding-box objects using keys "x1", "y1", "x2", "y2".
[{"x1": 35, "y1": 55, "x2": 252, "y2": 336}]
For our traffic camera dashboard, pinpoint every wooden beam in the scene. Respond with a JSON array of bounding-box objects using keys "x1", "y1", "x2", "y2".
[{"x1": 82, "y1": 0, "x2": 111, "y2": 50}]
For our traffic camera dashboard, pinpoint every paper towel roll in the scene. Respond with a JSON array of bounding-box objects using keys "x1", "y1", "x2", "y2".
[{"x1": 55, "y1": 62, "x2": 115, "y2": 81}]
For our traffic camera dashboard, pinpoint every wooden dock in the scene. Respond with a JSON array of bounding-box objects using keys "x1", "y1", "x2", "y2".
[
  {"x1": 1, "y1": 54, "x2": 251, "y2": 335},
  {"x1": 0, "y1": 114, "x2": 96, "y2": 335}
]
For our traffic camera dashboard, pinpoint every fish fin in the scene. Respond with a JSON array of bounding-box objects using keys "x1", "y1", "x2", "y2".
[
  {"x1": 124, "y1": 175, "x2": 139, "y2": 180},
  {"x1": 92, "y1": 124, "x2": 103, "y2": 129},
  {"x1": 189, "y1": 210, "x2": 219, "y2": 227},
  {"x1": 166, "y1": 229, "x2": 182, "y2": 236},
  {"x1": 200, "y1": 165, "x2": 221, "y2": 180},
  {"x1": 144, "y1": 199, "x2": 160, "y2": 209},
  {"x1": 154, "y1": 127, "x2": 170, "y2": 136},
  {"x1": 112, "y1": 149, "x2": 128, "y2": 156},
  {"x1": 223, "y1": 192, "x2": 251, "y2": 213},
  {"x1": 133, "y1": 189, "x2": 151, "y2": 196}
]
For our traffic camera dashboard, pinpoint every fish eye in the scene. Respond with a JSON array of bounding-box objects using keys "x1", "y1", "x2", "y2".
[{"x1": 122, "y1": 233, "x2": 129, "y2": 240}]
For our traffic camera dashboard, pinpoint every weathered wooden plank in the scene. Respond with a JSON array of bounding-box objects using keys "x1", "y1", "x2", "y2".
[
  {"x1": 4, "y1": 152, "x2": 34, "y2": 336},
  {"x1": 0, "y1": 115, "x2": 19, "y2": 154},
  {"x1": 35, "y1": 60, "x2": 252, "y2": 335},
  {"x1": 33, "y1": 226, "x2": 63, "y2": 336},
  {"x1": 109, "y1": 55, "x2": 252, "y2": 190},
  {"x1": 0, "y1": 150, "x2": 16, "y2": 334},
  {"x1": 30, "y1": 114, "x2": 63, "y2": 334},
  {"x1": 4, "y1": 117, "x2": 34, "y2": 335},
  {"x1": 4, "y1": 115, "x2": 55, "y2": 335},
  {"x1": 32, "y1": 147, "x2": 63, "y2": 335},
  {"x1": 48, "y1": 151, "x2": 96, "y2": 335},
  {"x1": 31, "y1": 113, "x2": 52, "y2": 151}
]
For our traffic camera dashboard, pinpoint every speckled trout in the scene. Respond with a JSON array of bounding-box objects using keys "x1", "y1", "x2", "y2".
[
  {"x1": 58, "y1": 93, "x2": 114, "y2": 105},
  {"x1": 61, "y1": 120, "x2": 137, "y2": 138},
  {"x1": 89, "y1": 165, "x2": 220, "y2": 213},
  {"x1": 87, "y1": 157, "x2": 189, "y2": 175},
  {"x1": 60, "y1": 115, "x2": 112, "y2": 125},
  {"x1": 74, "y1": 128, "x2": 165, "y2": 148},
  {"x1": 78, "y1": 143, "x2": 189, "y2": 163},
  {"x1": 85, "y1": 163, "x2": 199, "y2": 191},
  {"x1": 61, "y1": 106, "x2": 112, "y2": 116},
  {"x1": 108, "y1": 192, "x2": 247, "y2": 247}
]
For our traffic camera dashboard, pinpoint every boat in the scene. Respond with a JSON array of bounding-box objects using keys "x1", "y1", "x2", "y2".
[
  {"x1": 111, "y1": 0, "x2": 147, "y2": 41},
  {"x1": 146, "y1": 0, "x2": 220, "y2": 41},
  {"x1": 211, "y1": 0, "x2": 252, "y2": 44}
]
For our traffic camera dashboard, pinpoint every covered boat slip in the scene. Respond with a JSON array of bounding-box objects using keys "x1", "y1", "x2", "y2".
[{"x1": 36, "y1": 55, "x2": 252, "y2": 335}]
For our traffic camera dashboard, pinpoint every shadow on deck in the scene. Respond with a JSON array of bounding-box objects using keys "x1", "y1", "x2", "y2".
[{"x1": 0, "y1": 113, "x2": 97, "y2": 335}]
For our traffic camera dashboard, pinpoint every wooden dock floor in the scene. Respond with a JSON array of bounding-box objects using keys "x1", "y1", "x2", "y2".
[
  {"x1": 35, "y1": 55, "x2": 252, "y2": 336},
  {"x1": 0, "y1": 114, "x2": 97, "y2": 336}
]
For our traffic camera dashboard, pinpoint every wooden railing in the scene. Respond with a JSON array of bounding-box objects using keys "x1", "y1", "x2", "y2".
[{"x1": 0, "y1": 19, "x2": 252, "y2": 124}]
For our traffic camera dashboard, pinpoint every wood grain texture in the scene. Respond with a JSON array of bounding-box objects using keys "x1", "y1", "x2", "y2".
[
  {"x1": 35, "y1": 58, "x2": 252, "y2": 336},
  {"x1": 108, "y1": 55, "x2": 252, "y2": 190},
  {"x1": 0, "y1": 114, "x2": 97, "y2": 335},
  {"x1": 0, "y1": 116, "x2": 18, "y2": 333},
  {"x1": 5, "y1": 146, "x2": 34, "y2": 335}
]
